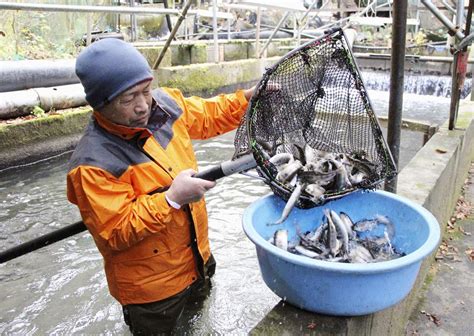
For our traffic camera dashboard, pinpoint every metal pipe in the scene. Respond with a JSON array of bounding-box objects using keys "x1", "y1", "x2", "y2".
[
  {"x1": 130, "y1": 0, "x2": 137, "y2": 42},
  {"x1": 0, "y1": 221, "x2": 87, "y2": 264},
  {"x1": 163, "y1": 0, "x2": 174, "y2": 33},
  {"x1": 297, "y1": 0, "x2": 330, "y2": 36},
  {"x1": 212, "y1": 0, "x2": 219, "y2": 63},
  {"x1": 420, "y1": 0, "x2": 465, "y2": 39},
  {"x1": 318, "y1": 0, "x2": 380, "y2": 33},
  {"x1": 456, "y1": 0, "x2": 466, "y2": 26},
  {"x1": 442, "y1": 0, "x2": 458, "y2": 15},
  {"x1": 0, "y1": 1, "x2": 181, "y2": 15},
  {"x1": 152, "y1": 0, "x2": 194, "y2": 69},
  {"x1": 0, "y1": 60, "x2": 78, "y2": 92},
  {"x1": 256, "y1": 6, "x2": 262, "y2": 57},
  {"x1": 386, "y1": 0, "x2": 408, "y2": 193},
  {"x1": 227, "y1": 6, "x2": 231, "y2": 40},
  {"x1": 449, "y1": 0, "x2": 472, "y2": 129},
  {"x1": 259, "y1": 11, "x2": 290, "y2": 58},
  {"x1": 86, "y1": 12, "x2": 92, "y2": 46},
  {"x1": 260, "y1": 24, "x2": 318, "y2": 39},
  {"x1": 0, "y1": 84, "x2": 86, "y2": 120}
]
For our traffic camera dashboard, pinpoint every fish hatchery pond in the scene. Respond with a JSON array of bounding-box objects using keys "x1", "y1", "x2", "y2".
[{"x1": 0, "y1": 87, "x2": 456, "y2": 334}]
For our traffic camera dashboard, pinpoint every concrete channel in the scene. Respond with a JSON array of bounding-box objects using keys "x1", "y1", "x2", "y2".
[{"x1": 0, "y1": 41, "x2": 473, "y2": 334}]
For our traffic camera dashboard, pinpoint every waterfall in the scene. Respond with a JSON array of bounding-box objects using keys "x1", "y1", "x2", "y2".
[{"x1": 361, "y1": 71, "x2": 472, "y2": 98}]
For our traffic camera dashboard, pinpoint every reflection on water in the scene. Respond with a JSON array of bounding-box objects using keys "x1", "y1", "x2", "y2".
[{"x1": 0, "y1": 91, "x2": 451, "y2": 334}]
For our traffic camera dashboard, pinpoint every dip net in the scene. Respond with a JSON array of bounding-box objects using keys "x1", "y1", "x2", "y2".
[{"x1": 233, "y1": 28, "x2": 397, "y2": 208}]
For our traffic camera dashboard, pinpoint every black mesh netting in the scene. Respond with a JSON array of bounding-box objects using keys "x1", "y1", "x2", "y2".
[{"x1": 233, "y1": 28, "x2": 397, "y2": 208}]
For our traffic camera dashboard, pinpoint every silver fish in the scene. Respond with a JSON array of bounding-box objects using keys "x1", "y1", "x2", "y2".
[
  {"x1": 276, "y1": 160, "x2": 303, "y2": 184},
  {"x1": 269, "y1": 152, "x2": 294, "y2": 166},
  {"x1": 339, "y1": 212, "x2": 355, "y2": 238},
  {"x1": 273, "y1": 229, "x2": 289, "y2": 251},
  {"x1": 332, "y1": 159, "x2": 352, "y2": 191},
  {"x1": 304, "y1": 183, "x2": 325, "y2": 201},
  {"x1": 325, "y1": 209, "x2": 340, "y2": 256},
  {"x1": 330, "y1": 210, "x2": 349, "y2": 254},
  {"x1": 311, "y1": 222, "x2": 328, "y2": 242},
  {"x1": 294, "y1": 245, "x2": 322, "y2": 259},
  {"x1": 348, "y1": 243, "x2": 373, "y2": 263},
  {"x1": 349, "y1": 171, "x2": 366, "y2": 185},
  {"x1": 271, "y1": 182, "x2": 303, "y2": 225}
]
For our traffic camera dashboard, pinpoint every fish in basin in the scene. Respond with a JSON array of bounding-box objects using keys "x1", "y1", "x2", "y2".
[{"x1": 270, "y1": 210, "x2": 405, "y2": 263}]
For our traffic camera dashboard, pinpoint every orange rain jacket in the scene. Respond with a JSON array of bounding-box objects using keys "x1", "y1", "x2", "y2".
[{"x1": 67, "y1": 87, "x2": 249, "y2": 305}]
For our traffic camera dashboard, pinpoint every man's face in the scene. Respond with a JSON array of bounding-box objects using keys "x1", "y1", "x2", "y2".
[{"x1": 99, "y1": 80, "x2": 153, "y2": 128}]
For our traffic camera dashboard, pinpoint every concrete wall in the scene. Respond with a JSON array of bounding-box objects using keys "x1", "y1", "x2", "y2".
[
  {"x1": 154, "y1": 58, "x2": 275, "y2": 96},
  {"x1": 135, "y1": 39, "x2": 289, "y2": 68}
]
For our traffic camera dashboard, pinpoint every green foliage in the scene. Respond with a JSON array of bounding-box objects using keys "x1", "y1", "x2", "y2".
[
  {"x1": 140, "y1": 16, "x2": 165, "y2": 37},
  {"x1": 31, "y1": 106, "x2": 46, "y2": 118},
  {"x1": 0, "y1": 3, "x2": 112, "y2": 60},
  {"x1": 0, "y1": 10, "x2": 77, "y2": 60}
]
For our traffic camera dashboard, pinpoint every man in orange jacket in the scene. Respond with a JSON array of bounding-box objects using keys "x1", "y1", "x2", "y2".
[{"x1": 67, "y1": 38, "x2": 254, "y2": 334}]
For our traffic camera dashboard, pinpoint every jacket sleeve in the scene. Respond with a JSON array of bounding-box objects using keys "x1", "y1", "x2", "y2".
[
  {"x1": 163, "y1": 87, "x2": 249, "y2": 140},
  {"x1": 67, "y1": 165, "x2": 176, "y2": 251}
]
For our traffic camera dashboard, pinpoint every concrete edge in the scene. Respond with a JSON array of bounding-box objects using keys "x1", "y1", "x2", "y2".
[{"x1": 391, "y1": 101, "x2": 474, "y2": 333}]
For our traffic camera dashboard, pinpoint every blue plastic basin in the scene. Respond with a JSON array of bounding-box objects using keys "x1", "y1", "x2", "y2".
[{"x1": 242, "y1": 190, "x2": 441, "y2": 316}]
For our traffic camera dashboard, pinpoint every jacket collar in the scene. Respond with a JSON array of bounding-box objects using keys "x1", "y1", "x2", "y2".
[{"x1": 93, "y1": 109, "x2": 153, "y2": 141}]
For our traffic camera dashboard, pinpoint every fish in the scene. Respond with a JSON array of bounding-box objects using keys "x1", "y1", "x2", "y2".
[
  {"x1": 331, "y1": 159, "x2": 352, "y2": 191},
  {"x1": 276, "y1": 160, "x2": 303, "y2": 184},
  {"x1": 348, "y1": 242, "x2": 373, "y2": 263},
  {"x1": 273, "y1": 229, "x2": 289, "y2": 251},
  {"x1": 269, "y1": 143, "x2": 378, "y2": 207},
  {"x1": 339, "y1": 211, "x2": 355, "y2": 238},
  {"x1": 349, "y1": 171, "x2": 367, "y2": 185},
  {"x1": 294, "y1": 245, "x2": 322, "y2": 259},
  {"x1": 304, "y1": 183, "x2": 325, "y2": 201},
  {"x1": 269, "y1": 152, "x2": 294, "y2": 166},
  {"x1": 329, "y1": 210, "x2": 349, "y2": 254},
  {"x1": 325, "y1": 209, "x2": 340, "y2": 256},
  {"x1": 270, "y1": 181, "x2": 303, "y2": 225}
]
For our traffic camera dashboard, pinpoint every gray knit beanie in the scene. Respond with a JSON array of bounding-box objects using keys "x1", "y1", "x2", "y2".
[{"x1": 75, "y1": 38, "x2": 153, "y2": 110}]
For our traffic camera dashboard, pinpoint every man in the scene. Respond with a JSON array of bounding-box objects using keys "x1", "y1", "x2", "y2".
[{"x1": 66, "y1": 38, "x2": 254, "y2": 334}]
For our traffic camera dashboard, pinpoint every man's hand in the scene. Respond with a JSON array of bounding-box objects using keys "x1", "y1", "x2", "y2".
[
  {"x1": 165, "y1": 169, "x2": 216, "y2": 207},
  {"x1": 243, "y1": 86, "x2": 255, "y2": 101}
]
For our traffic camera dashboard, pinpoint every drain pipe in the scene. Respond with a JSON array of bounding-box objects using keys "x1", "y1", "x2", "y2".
[{"x1": 385, "y1": 0, "x2": 408, "y2": 193}]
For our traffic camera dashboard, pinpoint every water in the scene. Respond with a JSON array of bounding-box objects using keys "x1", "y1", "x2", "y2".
[
  {"x1": 0, "y1": 90, "x2": 452, "y2": 334},
  {"x1": 362, "y1": 71, "x2": 472, "y2": 99}
]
